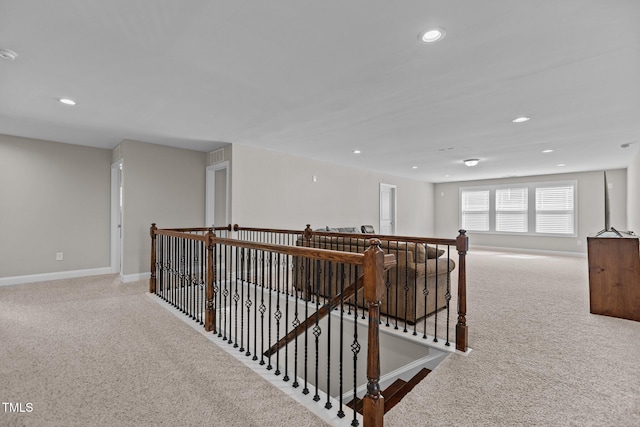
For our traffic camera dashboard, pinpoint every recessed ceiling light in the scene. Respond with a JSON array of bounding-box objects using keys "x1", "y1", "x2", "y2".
[
  {"x1": 419, "y1": 28, "x2": 445, "y2": 43},
  {"x1": 0, "y1": 48, "x2": 18, "y2": 61},
  {"x1": 463, "y1": 159, "x2": 479, "y2": 167},
  {"x1": 58, "y1": 98, "x2": 77, "y2": 106},
  {"x1": 542, "y1": 149, "x2": 554, "y2": 153},
  {"x1": 412, "y1": 166, "x2": 418, "y2": 169},
  {"x1": 352, "y1": 150, "x2": 361, "y2": 154},
  {"x1": 512, "y1": 116, "x2": 530, "y2": 123},
  {"x1": 620, "y1": 142, "x2": 635, "y2": 148},
  {"x1": 557, "y1": 163, "x2": 566, "y2": 167}
]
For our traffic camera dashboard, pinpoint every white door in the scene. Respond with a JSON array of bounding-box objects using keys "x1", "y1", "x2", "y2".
[
  {"x1": 111, "y1": 161, "x2": 123, "y2": 277},
  {"x1": 206, "y1": 162, "x2": 230, "y2": 227},
  {"x1": 379, "y1": 183, "x2": 396, "y2": 235}
]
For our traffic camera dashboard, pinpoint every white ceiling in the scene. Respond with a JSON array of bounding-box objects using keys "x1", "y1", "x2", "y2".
[{"x1": 1, "y1": 1, "x2": 639, "y2": 182}]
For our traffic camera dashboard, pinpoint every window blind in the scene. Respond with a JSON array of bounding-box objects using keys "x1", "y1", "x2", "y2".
[
  {"x1": 496, "y1": 187, "x2": 528, "y2": 232},
  {"x1": 535, "y1": 186, "x2": 574, "y2": 234},
  {"x1": 461, "y1": 190, "x2": 490, "y2": 231}
]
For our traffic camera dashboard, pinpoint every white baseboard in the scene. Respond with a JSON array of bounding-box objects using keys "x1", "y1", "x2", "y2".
[
  {"x1": 122, "y1": 272, "x2": 150, "y2": 283},
  {"x1": 0, "y1": 267, "x2": 113, "y2": 287},
  {"x1": 471, "y1": 245, "x2": 586, "y2": 258}
]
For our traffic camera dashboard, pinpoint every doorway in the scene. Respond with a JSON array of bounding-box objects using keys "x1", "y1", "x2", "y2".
[
  {"x1": 110, "y1": 160, "x2": 123, "y2": 278},
  {"x1": 379, "y1": 183, "x2": 396, "y2": 235},
  {"x1": 206, "y1": 162, "x2": 230, "y2": 227}
]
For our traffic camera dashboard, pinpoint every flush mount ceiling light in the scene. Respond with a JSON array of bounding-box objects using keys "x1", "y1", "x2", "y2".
[
  {"x1": 463, "y1": 159, "x2": 479, "y2": 167},
  {"x1": 352, "y1": 149, "x2": 361, "y2": 154},
  {"x1": 512, "y1": 116, "x2": 530, "y2": 123},
  {"x1": 58, "y1": 98, "x2": 77, "y2": 106},
  {"x1": 419, "y1": 28, "x2": 445, "y2": 43},
  {"x1": 0, "y1": 48, "x2": 18, "y2": 61}
]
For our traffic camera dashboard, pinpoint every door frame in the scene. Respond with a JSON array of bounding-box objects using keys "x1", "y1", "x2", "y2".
[
  {"x1": 206, "y1": 161, "x2": 230, "y2": 227},
  {"x1": 379, "y1": 183, "x2": 397, "y2": 235},
  {"x1": 110, "y1": 160, "x2": 123, "y2": 278}
]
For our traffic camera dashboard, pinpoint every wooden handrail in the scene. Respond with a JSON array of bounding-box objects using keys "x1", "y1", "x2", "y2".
[
  {"x1": 163, "y1": 225, "x2": 232, "y2": 232},
  {"x1": 233, "y1": 224, "x2": 457, "y2": 246},
  {"x1": 153, "y1": 229, "x2": 209, "y2": 242},
  {"x1": 213, "y1": 237, "x2": 367, "y2": 265},
  {"x1": 234, "y1": 224, "x2": 302, "y2": 235}
]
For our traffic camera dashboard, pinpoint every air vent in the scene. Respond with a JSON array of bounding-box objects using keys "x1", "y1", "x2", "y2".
[{"x1": 209, "y1": 148, "x2": 225, "y2": 164}]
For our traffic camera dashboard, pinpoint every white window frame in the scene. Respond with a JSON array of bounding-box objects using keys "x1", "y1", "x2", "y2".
[{"x1": 459, "y1": 180, "x2": 577, "y2": 237}]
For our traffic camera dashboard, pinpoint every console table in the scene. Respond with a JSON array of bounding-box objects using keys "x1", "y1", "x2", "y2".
[{"x1": 587, "y1": 235, "x2": 640, "y2": 322}]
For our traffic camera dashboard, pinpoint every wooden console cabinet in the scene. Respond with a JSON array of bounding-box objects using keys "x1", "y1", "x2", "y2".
[{"x1": 587, "y1": 236, "x2": 640, "y2": 322}]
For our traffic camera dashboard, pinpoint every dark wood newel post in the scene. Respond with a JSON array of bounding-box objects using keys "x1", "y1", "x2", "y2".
[
  {"x1": 149, "y1": 223, "x2": 157, "y2": 294},
  {"x1": 204, "y1": 229, "x2": 216, "y2": 332},
  {"x1": 303, "y1": 224, "x2": 312, "y2": 247},
  {"x1": 455, "y1": 229, "x2": 469, "y2": 352},
  {"x1": 363, "y1": 239, "x2": 385, "y2": 427}
]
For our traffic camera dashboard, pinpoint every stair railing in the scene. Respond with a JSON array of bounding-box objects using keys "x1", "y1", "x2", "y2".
[
  {"x1": 150, "y1": 224, "x2": 395, "y2": 427},
  {"x1": 232, "y1": 224, "x2": 469, "y2": 353}
]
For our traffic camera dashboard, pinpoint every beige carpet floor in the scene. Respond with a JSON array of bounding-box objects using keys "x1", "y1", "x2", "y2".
[
  {"x1": 386, "y1": 250, "x2": 640, "y2": 426},
  {"x1": 0, "y1": 275, "x2": 329, "y2": 427},
  {"x1": 2, "y1": 250, "x2": 639, "y2": 426}
]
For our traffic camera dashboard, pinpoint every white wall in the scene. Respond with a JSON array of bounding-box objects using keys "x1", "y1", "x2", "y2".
[
  {"x1": 627, "y1": 148, "x2": 640, "y2": 235},
  {"x1": 434, "y1": 169, "x2": 627, "y2": 254},
  {"x1": 230, "y1": 145, "x2": 436, "y2": 237},
  {"x1": 119, "y1": 140, "x2": 206, "y2": 277},
  {"x1": 0, "y1": 134, "x2": 111, "y2": 278}
]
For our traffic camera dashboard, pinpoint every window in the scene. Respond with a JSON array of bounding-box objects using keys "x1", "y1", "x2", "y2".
[
  {"x1": 535, "y1": 185, "x2": 574, "y2": 234},
  {"x1": 461, "y1": 190, "x2": 490, "y2": 231},
  {"x1": 460, "y1": 181, "x2": 576, "y2": 236},
  {"x1": 496, "y1": 187, "x2": 528, "y2": 232}
]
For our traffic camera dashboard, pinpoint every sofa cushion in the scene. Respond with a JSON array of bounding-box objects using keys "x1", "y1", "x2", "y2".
[{"x1": 426, "y1": 245, "x2": 445, "y2": 260}]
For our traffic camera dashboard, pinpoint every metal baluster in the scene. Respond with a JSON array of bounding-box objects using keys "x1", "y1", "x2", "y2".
[
  {"x1": 337, "y1": 263, "x2": 345, "y2": 419},
  {"x1": 394, "y1": 242, "x2": 399, "y2": 330},
  {"x1": 433, "y1": 244, "x2": 439, "y2": 343},
  {"x1": 188, "y1": 239, "x2": 194, "y2": 320},
  {"x1": 252, "y1": 251, "x2": 259, "y2": 361},
  {"x1": 211, "y1": 240, "x2": 218, "y2": 334},
  {"x1": 283, "y1": 253, "x2": 290, "y2": 382},
  {"x1": 259, "y1": 250, "x2": 266, "y2": 365},
  {"x1": 413, "y1": 244, "x2": 418, "y2": 336},
  {"x1": 291, "y1": 257, "x2": 301, "y2": 388},
  {"x1": 217, "y1": 241, "x2": 223, "y2": 337},
  {"x1": 302, "y1": 256, "x2": 310, "y2": 395},
  {"x1": 423, "y1": 245, "x2": 429, "y2": 340},
  {"x1": 351, "y1": 266, "x2": 360, "y2": 427},
  {"x1": 274, "y1": 252, "x2": 282, "y2": 376},
  {"x1": 239, "y1": 247, "x2": 245, "y2": 353},
  {"x1": 445, "y1": 245, "x2": 452, "y2": 346},
  {"x1": 324, "y1": 260, "x2": 333, "y2": 410},
  {"x1": 267, "y1": 252, "x2": 273, "y2": 370},
  {"x1": 172, "y1": 236, "x2": 177, "y2": 307},
  {"x1": 403, "y1": 243, "x2": 409, "y2": 332},
  {"x1": 222, "y1": 244, "x2": 229, "y2": 342},
  {"x1": 245, "y1": 248, "x2": 253, "y2": 357},
  {"x1": 313, "y1": 259, "x2": 321, "y2": 402},
  {"x1": 232, "y1": 246, "x2": 240, "y2": 348}
]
